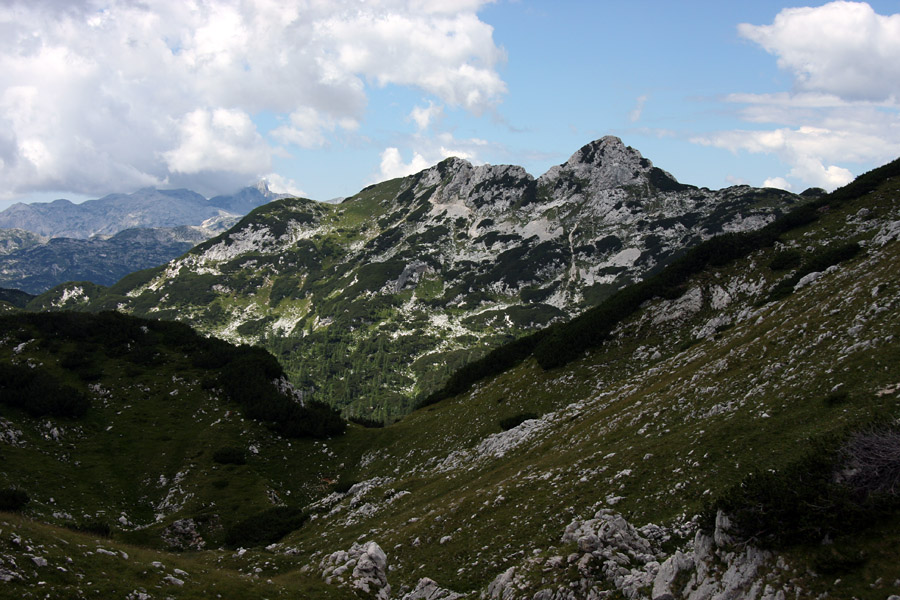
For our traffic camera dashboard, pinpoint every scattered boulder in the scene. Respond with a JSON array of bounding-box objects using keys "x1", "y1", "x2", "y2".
[
  {"x1": 401, "y1": 577, "x2": 465, "y2": 600},
  {"x1": 320, "y1": 540, "x2": 391, "y2": 599},
  {"x1": 483, "y1": 509, "x2": 789, "y2": 600},
  {"x1": 162, "y1": 518, "x2": 206, "y2": 551}
]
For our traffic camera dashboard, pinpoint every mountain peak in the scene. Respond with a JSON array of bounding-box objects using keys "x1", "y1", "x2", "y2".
[
  {"x1": 434, "y1": 155, "x2": 474, "y2": 175},
  {"x1": 539, "y1": 135, "x2": 691, "y2": 193},
  {"x1": 565, "y1": 135, "x2": 651, "y2": 176}
]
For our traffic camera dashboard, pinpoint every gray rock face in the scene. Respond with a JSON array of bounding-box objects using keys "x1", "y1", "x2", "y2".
[
  {"x1": 485, "y1": 509, "x2": 788, "y2": 600},
  {"x1": 320, "y1": 541, "x2": 391, "y2": 599},
  {"x1": 401, "y1": 577, "x2": 465, "y2": 600},
  {"x1": 0, "y1": 229, "x2": 46, "y2": 255},
  {"x1": 652, "y1": 551, "x2": 694, "y2": 599},
  {"x1": 539, "y1": 136, "x2": 663, "y2": 193}
]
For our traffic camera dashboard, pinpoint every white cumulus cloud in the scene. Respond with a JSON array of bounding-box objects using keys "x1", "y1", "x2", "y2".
[
  {"x1": 694, "y1": 2, "x2": 900, "y2": 192},
  {"x1": 163, "y1": 108, "x2": 272, "y2": 175},
  {"x1": 763, "y1": 177, "x2": 792, "y2": 191},
  {"x1": 263, "y1": 173, "x2": 306, "y2": 198},
  {"x1": 693, "y1": 125, "x2": 862, "y2": 190},
  {"x1": 410, "y1": 102, "x2": 445, "y2": 131},
  {"x1": 271, "y1": 108, "x2": 359, "y2": 149},
  {"x1": 0, "y1": 0, "x2": 504, "y2": 200},
  {"x1": 378, "y1": 147, "x2": 432, "y2": 181},
  {"x1": 629, "y1": 95, "x2": 648, "y2": 122},
  {"x1": 738, "y1": 1, "x2": 900, "y2": 102},
  {"x1": 371, "y1": 130, "x2": 490, "y2": 184}
]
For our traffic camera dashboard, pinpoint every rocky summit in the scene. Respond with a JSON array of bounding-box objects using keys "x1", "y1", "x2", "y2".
[{"x1": 35, "y1": 136, "x2": 805, "y2": 419}]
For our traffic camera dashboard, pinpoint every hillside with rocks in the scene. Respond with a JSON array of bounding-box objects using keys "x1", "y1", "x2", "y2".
[
  {"x1": 34, "y1": 137, "x2": 806, "y2": 419},
  {"x1": 1, "y1": 154, "x2": 899, "y2": 599}
]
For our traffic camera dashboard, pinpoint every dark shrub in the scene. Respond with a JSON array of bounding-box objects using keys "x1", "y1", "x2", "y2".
[
  {"x1": 705, "y1": 428, "x2": 900, "y2": 550},
  {"x1": 768, "y1": 249, "x2": 802, "y2": 271},
  {"x1": 223, "y1": 506, "x2": 308, "y2": 548},
  {"x1": 839, "y1": 428, "x2": 900, "y2": 497},
  {"x1": 348, "y1": 415, "x2": 385, "y2": 428},
  {"x1": 333, "y1": 480, "x2": 358, "y2": 494},
  {"x1": 804, "y1": 241, "x2": 862, "y2": 274},
  {"x1": 0, "y1": 363, "x2": 89, "y2": 418},
  {"x1": 499, "y1": 412, "x2": 539, "y2": 431},
  {"x1": 0, "y1": 488, "x2": 29, "y2": 511},
  {"x1": 212, "y1": 447, "x2": 247, "y2": 465},
  {"x1": 824, "y1": 390, "x2": 850, "y2": 406},
  {"x1": 764, "y1": 242, "x2": 862, "y2": 304},
  {"x1": 73, "y1": 520, "x2": 111, "y2": 537}
]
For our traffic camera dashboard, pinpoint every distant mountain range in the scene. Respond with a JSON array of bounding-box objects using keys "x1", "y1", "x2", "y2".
[
  {"x1": 0, "y1": 182, "x2": 292, "y2": 292},
  {"x1": 0, "y1": 182, "x2": 288, "y2": 239},
  {"x1": 0, "y1": 225, "x2": 220, "y2": 294}
]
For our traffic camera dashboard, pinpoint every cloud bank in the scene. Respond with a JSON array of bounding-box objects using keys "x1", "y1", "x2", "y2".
[
  {"x1": 0, "y1": 0, "x2": 505, "y2": 199},
  {"x1": 695, "y1": 1, "x2": 900, "y2": 191},
  {"x1": 738, "y1": 1, "x2": 900, "y2": 102}
]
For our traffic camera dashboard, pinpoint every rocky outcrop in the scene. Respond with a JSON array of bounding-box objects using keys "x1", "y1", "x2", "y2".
[
  {"x1": 484, "y1": 510, "x2": 795, "y2": 600},
  {"x1": 319, "y1": 542, "x2": 467, "y2": 600},
  {"x1": 401, "y1": 577, "x2": 466, "y2": 600},
  {"x1": 161, "y1": 518, "x2": 206, "y2": 551},
  {"x1": 320, "y1": 541, "x2": 391, "y2": 599}
]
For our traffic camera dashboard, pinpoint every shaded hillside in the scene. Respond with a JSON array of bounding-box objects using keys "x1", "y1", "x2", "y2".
[
  {"x1": 33, "y1": 137, "x2": 804, "y2": 419},
  {"x1": 0, "y1": 311, "x2": 344, "y2": 555},
  {"x1": 0, "y1": 287, "x2": 33, "y2": 309},
  {"x1": 0, "y1": 226, "x2": 213, "y2": 294}
]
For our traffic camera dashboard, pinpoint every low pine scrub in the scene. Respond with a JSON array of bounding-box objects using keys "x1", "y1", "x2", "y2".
[
  {"x1": 0, "y1": 488, "x2": 29, "y2": 511},
  {"x1": 223, "y1": 506, "x2": 308, "y2": 549},
  {"x1": 705, "y1": 426, "x2": 900, "y2": 549},
  {"x1": 764, "y1": 242, "x2": 862, "y2": 303},
  {"x1": 212, "y1": 447, "x2": 247, "y2": 465},
  {"x1": 0, "y1": 363, "x2": 89, "y2": 418}
]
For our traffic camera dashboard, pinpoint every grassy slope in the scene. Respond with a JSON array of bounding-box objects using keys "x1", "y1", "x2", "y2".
[
  {"x1": 1, "y1": 173, "x2": 898, "y2": 598},
  {"x1": 278, "y1": 172, "x2": 900, "y2": 597}
]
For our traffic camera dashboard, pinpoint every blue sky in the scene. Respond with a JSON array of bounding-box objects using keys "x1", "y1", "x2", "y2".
[{"x1": 1, "y1": 1, "x2": 899, "y2": 209}]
